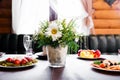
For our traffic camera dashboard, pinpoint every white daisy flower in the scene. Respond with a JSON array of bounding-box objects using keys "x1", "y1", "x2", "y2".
[{"x1": 45, "y1": 22, "x2": 62, "y2": 41}]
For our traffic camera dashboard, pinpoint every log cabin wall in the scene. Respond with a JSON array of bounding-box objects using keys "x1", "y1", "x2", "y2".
[
  {"x1": 92, "y1": 0, "x2": 120, "y2": 34},
  {"x1": 0, "y1": 0, "x2": 12, "y2": 33}
]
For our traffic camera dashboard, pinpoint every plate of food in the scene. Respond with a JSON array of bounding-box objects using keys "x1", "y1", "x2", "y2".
[
  {"x1": 91, "y1": 59, "x2": 120, "y2": 72},
  {"x1": 77, "y1": 49, "x2": 102, "y2": 60},
  {"x1": 0, "y1": 56, "x2": 38, "y2": 68}
]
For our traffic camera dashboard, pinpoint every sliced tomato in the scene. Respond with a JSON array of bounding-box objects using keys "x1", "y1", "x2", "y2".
[
  {"x1": 77, "y1": 49, "x2": 82, "y2": 56},
  {"x1": 94, "y1": 54, "x2": 99, "y2": 58},
  {"x1": 6, "y1": 58, "x2": 14, "y2": 62},
  {"x1": 94, "y1": 49, "x2": 101, "y2": 57},
  {"x1": 21, "y1": 58, "x2": 28, "y2": 64},
  {"x1": 78, "y1": 52, "x2": 80, "y2": 56},
  {"x1": 25, "y1": 57, "x2": 32, "y2": 62},
  {"x1": 99, "y1": 63, "x2": 106, "y2": 68},
  {"x1": 14, "y1": 59, "x2": 21, "y2": 65}
]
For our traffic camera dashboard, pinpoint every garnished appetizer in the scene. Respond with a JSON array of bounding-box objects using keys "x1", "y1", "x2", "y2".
[
  {"x1": 77, "y1": 49, "x2": 101, "y2": 58},
  {"x1": 92, "y1": 59, "x2": 120, "y2": 70},
  {"x1": 0, "y1": 56, "x2": 38, "y2": 67}
]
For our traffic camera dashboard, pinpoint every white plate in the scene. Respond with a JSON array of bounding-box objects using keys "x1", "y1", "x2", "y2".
[
  {"x1": 0, "y1": 63, "x2": 36, "y2": 69},
  {"x1": 91, "y1": 64, "x2": 120, "y2": 72},
  {"x1": 0, "y1": 52, "x2": 5, "y2": 57},
  {"x1": 78, "y1": 56, "x2": 104, "y2": 60},
  {"x1": 35, "y1": 52, "x2": 47, "y2": 60}
]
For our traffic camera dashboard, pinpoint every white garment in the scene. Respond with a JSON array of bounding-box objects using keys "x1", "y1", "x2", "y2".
[
  {"x1": 12, "y1": 0, "x2": 49, "y2": 34},
  {"x1": 57, "y1": 0, "x2": 93, "y2": 35},
  {"x1": 12, "y1": 0, "x2": 93, "y2": 35},
  {"x1": 75, "y1": 16, "x2": 94, "y2": 35}
]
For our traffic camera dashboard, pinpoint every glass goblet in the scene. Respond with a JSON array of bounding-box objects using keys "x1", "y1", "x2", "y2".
[
  {"x1": 23, "y1": 34, "x2": 33, "y2": 56},
  {"x1": 118, "y1": 49, "x2": 120, "y2": 57}
]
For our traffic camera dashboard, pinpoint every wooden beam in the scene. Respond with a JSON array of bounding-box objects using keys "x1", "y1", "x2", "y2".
[
  {"x1": 95, "y1": 29, "x2": 120, "y2": 34},
  {"x1": 93, "y1": 10, "x2": 120, "y2": 19},
  {"x1": 93, "y1": 19, "x2": 120, "y2": 29}
]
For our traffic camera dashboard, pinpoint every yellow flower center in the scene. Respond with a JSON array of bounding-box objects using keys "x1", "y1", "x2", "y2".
[{"x1": 51, "y1": 28, "x2": 57, "y2": 34}]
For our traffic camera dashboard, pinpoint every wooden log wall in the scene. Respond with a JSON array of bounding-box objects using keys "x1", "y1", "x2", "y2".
[
  {"x1": 0, "y1": 0, "x2": 12, "y2": 33},
  {"x1": 92, "y1": 0, "x2": 120, "y2": 34}
]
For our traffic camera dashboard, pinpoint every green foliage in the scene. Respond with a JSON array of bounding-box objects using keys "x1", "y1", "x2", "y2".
[{"x1": 33, "y1": 19, "x2": 81, "y2": 52}]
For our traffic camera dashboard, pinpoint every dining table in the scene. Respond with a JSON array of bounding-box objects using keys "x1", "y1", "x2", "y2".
[{"x1": 0, "y1": 54, "x2": 120, "y2": 80}]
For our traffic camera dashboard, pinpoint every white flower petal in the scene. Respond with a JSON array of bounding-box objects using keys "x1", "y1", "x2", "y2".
[{"x1": 44, "y1": 21, "x2": 62, "y2": 41}]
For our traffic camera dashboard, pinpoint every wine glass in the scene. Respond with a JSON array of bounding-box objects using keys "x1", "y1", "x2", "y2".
[
  {"x1": 118, "y1": 49, "x2": 120, "y2": 57},
  {"x1": 23, "y1": 34, "x2": 33, "y2": 56}
]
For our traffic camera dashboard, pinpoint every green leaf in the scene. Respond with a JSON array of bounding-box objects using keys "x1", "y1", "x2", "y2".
[
  {"x1": 32, "y1": 19, "x2": 82, "y2": 53},
  {"x1": 93, "y1": 60, "x2": 102, "y2": 65}
]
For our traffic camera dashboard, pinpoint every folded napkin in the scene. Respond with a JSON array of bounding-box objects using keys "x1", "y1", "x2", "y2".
[{"x1": 104, "y1": 0, "x2": 116, "y2": 6}]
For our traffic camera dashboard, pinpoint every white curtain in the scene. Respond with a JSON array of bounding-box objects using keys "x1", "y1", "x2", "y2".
[
  {"x1": 12, "y1": 0, "x2": 93, "y2": 35},
  {"x1": 12, "y1": 0, "x2": 49, "y2": 34},
  {"x1": 57, "y1": 0, "x2": 93, "y2": 35}
]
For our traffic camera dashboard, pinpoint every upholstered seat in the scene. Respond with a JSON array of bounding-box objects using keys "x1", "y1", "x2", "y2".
[
  {"x1": 88, "y1": 35, "x2": 120, "y2": 54},
  {"x1": 0, "y1": 34, "x2": 42, "y2": 54},
  {"x1": 0, "y1": 34, "x2": 119, "y2": 54}
]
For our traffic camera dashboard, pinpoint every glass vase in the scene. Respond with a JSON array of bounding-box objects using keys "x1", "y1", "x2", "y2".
[{"x1": 46, "y1": 45, "x2": 68, "y2": 68}]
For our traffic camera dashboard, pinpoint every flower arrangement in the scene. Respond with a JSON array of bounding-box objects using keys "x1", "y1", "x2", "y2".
[{"x1": 33, "y1": 19, "x2": 81, "y2": 52}]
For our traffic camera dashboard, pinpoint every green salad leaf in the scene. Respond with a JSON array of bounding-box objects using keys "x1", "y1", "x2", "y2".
[{"x1": 93, "y1": 60, "x2": 102, "y2": 65}]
